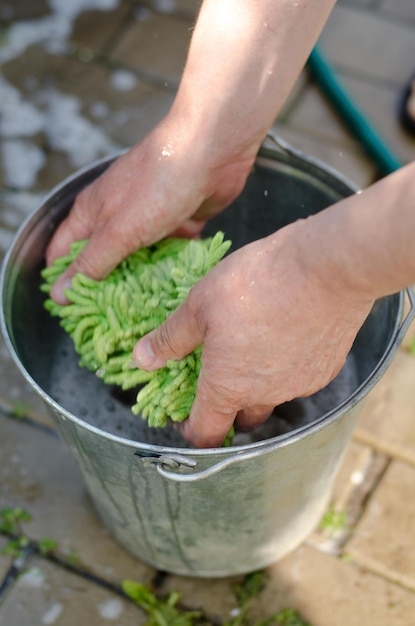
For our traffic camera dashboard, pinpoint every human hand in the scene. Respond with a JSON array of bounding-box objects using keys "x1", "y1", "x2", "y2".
[
  {"x1": 132, "y1": 218, "x2": 374, "y2": 448},
  {"x1": 46, "y1": 114, "x2": 255, "y2": 304}
]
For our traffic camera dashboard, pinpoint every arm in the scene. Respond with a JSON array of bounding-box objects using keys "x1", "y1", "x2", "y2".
[
  {"x1": 133, "y1": 161, "x2": 415, "y2": 447},
  {"x1": 46, "y1": 0, "x2": 336, "y2": 303}
]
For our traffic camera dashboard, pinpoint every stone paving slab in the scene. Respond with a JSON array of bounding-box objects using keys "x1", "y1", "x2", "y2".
[
  {"x1": 255, "y1": 544, "x2": 415, "y2": 626},
  {"x1": 0, "y1": 557, "x2": 146, "y2": 626},
  {"x1": 268, "y1": 123, "x2": 377, "y2": 189},
  {"x1": 355, "y1": 350, "x2": 415, "y2": 463},
  {"x1": 0, "y1": 413, "x2": 156, "y2": 586},
  {"x1": 0, "y1": 48, "x2": 174, "y2": 190},
  {"x1": 319, "y1": 4, "x2": 415, "y2": 85},
  {"x1": 379, "y1": 0, "x2": 415, "y2": 22},
  {"x1": 340, "y1": 74, "x2": 415, "y2": 165},
  {"x1": 0, "y1": 0, "x2": 49, "y2": 22},
  {"x1": 285, "y1": 81, "x2": 363, "y2": 150},
  {"x1": 70, "y1": 2, "x2": 133, "y2": 57},
  {"x1": 109, "y1": 9, "x2": 192, "y2": 86},
  {"x1": 346, "y1": 459, "x2": 415, "y2": 590}
]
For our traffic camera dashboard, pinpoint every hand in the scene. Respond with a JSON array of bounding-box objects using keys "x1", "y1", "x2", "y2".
[
  {"x1": 46, "y1": 113, "x2": 255, "y2": 304},
  {"x1": 132, "y1": 218, "x2": 374, "y2": 448}
]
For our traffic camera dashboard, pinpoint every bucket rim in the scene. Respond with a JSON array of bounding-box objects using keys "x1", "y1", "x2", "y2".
[{"x1": 0, "y1": 145, "x2": 407, "y2": 458}]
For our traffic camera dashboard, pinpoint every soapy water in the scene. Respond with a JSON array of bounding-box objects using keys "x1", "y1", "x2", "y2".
[{"x1": 46, "y1": 329, "x2": 359, "y2": 449}]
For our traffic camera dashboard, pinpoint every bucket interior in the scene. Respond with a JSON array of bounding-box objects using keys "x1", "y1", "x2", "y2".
[{"x1": 2, "y1": 147, "x2": 401, "y2": 448}]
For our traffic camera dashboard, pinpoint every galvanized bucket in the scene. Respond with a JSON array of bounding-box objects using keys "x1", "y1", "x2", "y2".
[{"x1": 2, "y1": 135, "x2": 414, "y2": 577}]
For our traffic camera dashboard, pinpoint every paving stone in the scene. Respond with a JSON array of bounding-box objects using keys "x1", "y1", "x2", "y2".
[
  {"x1": 0, "y1": 414, "x2": 156, "y2": 585},
  {"x1": 379, "y1": 0, "x2": 415, "y2": 22},
  {"x1": 319, "y1": 4, "x2": 415, "y2": 85},
  {"x1": 110, "y1": 10, "x2": 192, "y2": 85},
  {"x1": 0, "y1": 556, "x2": 146, "y2": 626},
  {"x1": 355, "y1": 350, "x2": 415, "y2": 462},
  {"x1": 0, "y1": 47, "x2": 175, "y2": 190},
  {"x1": 0, "y1": 0, "x2": 49, "y2": 22},
  {"x1": 340, "y1": 74, "x2": 415, "y2": 166},
  {"x1": 70, "y1": 2, "x2": 133, "y2": 56},
  {"x1": 251, "y1": 544, "x2": 415, "y2": 626},
  {"x1": 292, "y1": 67, "x2": 415, "y2": 167},
  {"x1": 346, "y1": 460, "x2": 415, "y2": 589},
  {"x1": 269, "y1": 122, "x2": 377, "y2": 189},
  {"x1": 286, "y1": 80, "x2": 366, "y2": 149},
  {"x1": 162, "y1": 573, "x2": 240, "y2": 624}
]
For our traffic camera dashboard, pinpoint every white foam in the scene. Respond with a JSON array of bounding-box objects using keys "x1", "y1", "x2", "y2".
[
  {"x1": 0, "y1": 0, "x2": 120, "y2": 63},
  {"x1": 43, "y1": 89, "x2": 119, "y2": 167},
  {"x1": 42, "y1": 603, "x2": 64, "y2": 625},
  {"x1": 154, "y1": 0, "x2": 176, "y2": 14},
  {"x1": 1, "y1": 139, "x2": 46, "y2": 189},
  {"x1": 0, "y1": 75, "x2": 120, "y2": 176},
  {"x1": 110, "y1": 69, "x2": 138, "y2": 92},
  {"x1": 97, "y1": 598, "x2": 124, "y2": 620},
  {"x1": 19, "y1": 567, "x2": 46, "y2": 589},
  {"x1": 0, "y1": 76, "x2": 44, "y2": 137}
]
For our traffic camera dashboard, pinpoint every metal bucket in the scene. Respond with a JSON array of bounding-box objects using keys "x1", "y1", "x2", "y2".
[{"x1": 2, "y1": 135, "x2": 414, "y2": 577}]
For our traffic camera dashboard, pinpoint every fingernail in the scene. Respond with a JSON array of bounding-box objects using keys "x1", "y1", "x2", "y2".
[
  {"x1": 51, "y1": 275, "x2": 72, "y2": 305},
  {"x1": 133, "y1": 337, "x2": 157, "y2": 370}
]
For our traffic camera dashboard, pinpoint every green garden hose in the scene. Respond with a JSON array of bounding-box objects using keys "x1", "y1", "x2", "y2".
[{"x1": 307, "y1": 45, "x2": 402, "y2": 175}]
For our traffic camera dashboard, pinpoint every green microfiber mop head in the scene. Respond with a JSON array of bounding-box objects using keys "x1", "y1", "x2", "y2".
[{"x1": 40, "y1": 233, "x2": 232, "y2": 434}]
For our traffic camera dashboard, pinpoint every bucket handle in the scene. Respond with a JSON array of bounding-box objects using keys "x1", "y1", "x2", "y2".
[
  {"x1": 137, "y1": 291, "x2": 415, "y2": 484},
  {"x1": 135, "y1": 446, "x2": 275, "y2": 483}
]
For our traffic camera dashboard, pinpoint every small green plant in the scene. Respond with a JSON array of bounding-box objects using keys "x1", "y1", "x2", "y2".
[
  {"x1": 37, "y1": 537, "x2": 58, "y2": 555},
  {"x1": 225, "y1": 571, "x2": 269, "y2": 626},
  {"x1": 0, "y1": 508, "x2": 58, "y2": 560},
  {"x1": 225, "y1": 572, "x2": 312, "y2": 626},
  {"x1": 260, "y1": 609, "x2": 313, "y2": 626},
  {"x1": 122, "y1": 579, "x2": 203, "y2": 626},
  {"x1": 1, "y1": 536, "x2": 30, "y2": 558},
  {"x1": 319, "y1": 505, "x2": 348, "y2": 536},
  {"x1": 0, "y1": 507, "x2": 32, "y2": 534},
  {"x1": 0, "y1": 507, "x2": 312, "y2": 626},
  {"x1": 10, "y1": 400, "x2": 33, "y2": 419},
  {"x1": 0, "y1": 508, "x2": 33, "y2": 558}
]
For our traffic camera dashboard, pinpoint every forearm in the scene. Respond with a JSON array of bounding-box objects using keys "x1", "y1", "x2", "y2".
[
  {"x1": 170, "y1": 0, "x2": 337, "y2": 165},
  {"x1": 296, "y1": 161, "x2": 415, "y2": 301}
]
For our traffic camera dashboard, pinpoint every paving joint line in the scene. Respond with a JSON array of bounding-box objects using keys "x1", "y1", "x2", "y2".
[
  {"x1": 0, "y1": 407, "x2": 58, "y2": 437},
  {"x1": 0, "y1": 528, "x2": 171, "y2": 613},
  {"x1": 353, "y1": 428, "x2": 415, "y2": 468},
  {"x1": 308, "y1": 448, "x2": 391, "y2": 557}
]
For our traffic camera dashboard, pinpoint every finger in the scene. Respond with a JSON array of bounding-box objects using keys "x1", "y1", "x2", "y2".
[
  {"x1": 235, "y1": 406, "x2": 274, "y2": 432},
  {"x1": 45, "y1": 211, "x2": 92, "y2": 266},
  {"x1": 179, "y1": 373, "x2": 237, "y2": 448},
  {"x1": 49, "y1": 219, "x2": 148, "y2": 304},
  {"x1": 133, "y1": 299, "x2": 204, "y2": 371},
  {"x1": 171, "y1": 218, "x2": 207, "y2": 239}
]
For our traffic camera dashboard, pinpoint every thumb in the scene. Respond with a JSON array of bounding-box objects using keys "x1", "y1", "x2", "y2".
[{"x1": 132, "y1": 300, "x2": 204, "y2": 371}]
